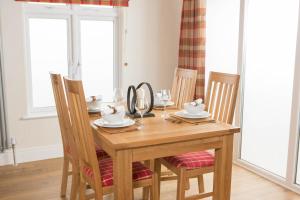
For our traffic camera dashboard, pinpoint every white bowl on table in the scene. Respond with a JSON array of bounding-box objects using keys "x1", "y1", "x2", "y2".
[
  {"x1": 86, "y1": 95, "x2": 102, "y2": 111},
  {"x1": 184, "y1": 103, "x2": 205, "y2": 114},
  {"x1": 101, "y1": 106, "x2": 126, "y2": 124}
]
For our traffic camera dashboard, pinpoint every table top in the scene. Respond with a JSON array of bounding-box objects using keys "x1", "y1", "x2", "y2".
[{"x1": 91, "y1": 111, "x2": 240, "y2": 150}]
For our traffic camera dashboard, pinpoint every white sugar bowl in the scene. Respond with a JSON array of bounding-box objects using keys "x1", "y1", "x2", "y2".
[
  {"x1": 86, "y1": 95, "x2": 102, "y2": 110},
  {"x1": 184, "y1": 101, "x2": 205, "y2": 114}
]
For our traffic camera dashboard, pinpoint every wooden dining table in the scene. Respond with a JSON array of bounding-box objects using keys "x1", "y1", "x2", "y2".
[{"x1": 90, "y1": 110, "x2": 240, "y2": 200}]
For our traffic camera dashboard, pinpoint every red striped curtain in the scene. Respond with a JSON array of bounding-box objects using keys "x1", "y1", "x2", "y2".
[
  {"x1": 178, "y1": 0, "x2": 206, "y2": 99},
  {"x1": 15, "y1": 0, "x2": 129, "y2": 6}
]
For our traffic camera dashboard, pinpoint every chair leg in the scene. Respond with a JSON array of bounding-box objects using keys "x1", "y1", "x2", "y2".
[
  {"x1": 70, "y1": 170, "x2": 79, "y2": 200},
  {"x1": 143, "y1": 187, "x2": 150, "y2": 200},
  {"x1": 197, "y1": 175, "x2": 205, "y2": 193},
  {"x1": 154, "y1": 159, "x2": 161, "y2": 200},
  {"x1": 176, "y1": 169, "x2": 185, "y2": 200},
  {"x1": 184, "y1": 178, "x2": 190, "y2": 190},
  {"x1": 94, "y1": 188, "x2": 103, "y2": 200},
  {"x1": 79, "y1": 178, "x2": 87, "y2": 200},
  {"x1": 143, "y1": 161, "x2": 150, "y2": 200},
  {"x1": 61, "y1": 157, "x2": 70, "y2": 197}
]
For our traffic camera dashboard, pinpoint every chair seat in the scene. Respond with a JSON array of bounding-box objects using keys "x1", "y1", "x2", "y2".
[
  {"x1": 95, "y1": 146, "x2": 109, "y2": 159},
  {"x1": 83, "y1": 157, "x2": 153, "y2": 187},
  {"x1": 163, "y1": 151, "x2": 214, "y2": 170}
]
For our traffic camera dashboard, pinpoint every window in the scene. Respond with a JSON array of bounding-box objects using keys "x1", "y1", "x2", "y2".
[{"x1": 24, "y1": 4, "x2": 119, "y2": 114}]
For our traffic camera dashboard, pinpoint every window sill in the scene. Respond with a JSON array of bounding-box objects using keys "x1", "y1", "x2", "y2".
[{"x1": 21, "y1": 112, "x2": 57, "y2": 120}]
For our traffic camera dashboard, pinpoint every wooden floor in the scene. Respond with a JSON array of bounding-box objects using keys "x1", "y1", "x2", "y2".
[{"x1": 0, "y1": 158, "x2": 300, "y2": 200}]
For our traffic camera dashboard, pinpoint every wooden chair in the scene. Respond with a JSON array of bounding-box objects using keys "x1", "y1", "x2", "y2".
[
  {"x1": 160, "y1": 71, "x2": 240, "y2": 200},
  {"x1": 50, "y1": 73, "x2": 80, "y2": 199},
  {"x1": 50, "y1": 73, "x2": 109, "y2": 200},
  {"x1": 171, "y1": 68, "x2": 198, "y2": 109},
  {"x1": 63, "y1": 77, "x2": 155, "y2": 200}
]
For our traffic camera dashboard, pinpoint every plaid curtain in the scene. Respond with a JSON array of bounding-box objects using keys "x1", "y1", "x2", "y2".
[
  {"x1": 15, "y1": 0, "x2": 129, "y2": 6},
  {"x1": 178, "y1": 0, "x2": 206, "y2": 99}
]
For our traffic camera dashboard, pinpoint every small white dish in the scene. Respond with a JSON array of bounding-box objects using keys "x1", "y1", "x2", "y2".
[
  {"x1": 184, "y1": 103, "x2": 205, "y2": 114},
  {"x1": 88, "y1": 108, "x2": 101, "y2": 113},
  {"x1": 174, "y1": 110, "x2": 210, "y2": 119},
  {"x1": 86, "y1": 95, "x2": 102, "y2": 110},
  {"x1": 93, "y1": 118, "x2": 135, "y2": 128}
]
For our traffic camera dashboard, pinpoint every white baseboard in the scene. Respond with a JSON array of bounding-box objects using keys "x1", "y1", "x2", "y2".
[{"x1": 0, "y1": 144, "x2": 63, "y2": 166}]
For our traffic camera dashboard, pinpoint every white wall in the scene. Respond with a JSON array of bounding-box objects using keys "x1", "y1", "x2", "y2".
[
  {"x1": 122, "y1": 0, "x2": 181, "y2": 91},
  {"x1": 0, "y1": 0, "x2": 181, "y2": 165}
]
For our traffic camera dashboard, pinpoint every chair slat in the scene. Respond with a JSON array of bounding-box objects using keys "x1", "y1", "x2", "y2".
[
  {"x1": 209, "y1": 82, "x2": 217, "y2": 114},
  {"x1": 214, "y1": 82, "x2": 224, "y2": 120},
  {"x1": 223, "y1": 84, "x2": 233, "y2": 123}
]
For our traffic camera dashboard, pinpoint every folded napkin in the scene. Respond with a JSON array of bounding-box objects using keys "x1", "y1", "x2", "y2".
[
  {"x1": 189, "y1": 98, "x2": 203, "y2": 106},
  {"x1": 101, "y1": 105, "x2": 125, "y2": 115}
]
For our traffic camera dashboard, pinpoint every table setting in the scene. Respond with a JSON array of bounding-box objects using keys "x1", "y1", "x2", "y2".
[{"x1": 88, "y1": 83, "x2": 216, "y2": 135}]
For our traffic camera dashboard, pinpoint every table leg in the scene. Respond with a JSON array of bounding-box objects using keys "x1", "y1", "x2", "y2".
[
  {"x1": 113, "y1": 149, "x2": 133, "y2": 200},
  {"x1": 213, "y1": 135, "x2": 234, "y2": 200}
]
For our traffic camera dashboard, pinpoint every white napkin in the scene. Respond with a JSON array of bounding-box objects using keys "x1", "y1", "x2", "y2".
[
  {"x1": 189, "y1": 98, "x2": 203, "y2": 106},
  {"x1": 86, "y1": 95, "x2": 102, "y2": 103},
  {"x1": 101, "y1": 106, "x2": 125, "y2": 116}
]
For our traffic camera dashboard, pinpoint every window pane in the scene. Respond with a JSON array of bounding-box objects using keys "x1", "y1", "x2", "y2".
[
  {"x1": 80, "y1": 20, "x2": 114, "y2": 100},
  {"x1": 29, "y1": 18, "x2": 68, "y2": 108},
  {"x1": 241, "y1": 0, "x2": 299, "y2": 177}
]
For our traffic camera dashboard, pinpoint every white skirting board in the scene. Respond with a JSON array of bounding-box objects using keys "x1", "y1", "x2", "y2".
[{"x1": 0, "y1": 144, "x2": 63, "y2": 166}]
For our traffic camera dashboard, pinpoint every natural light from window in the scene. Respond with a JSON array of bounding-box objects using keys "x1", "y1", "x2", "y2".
[
  {"x1": 241, "y1": 0, "x2": 299, "y2": 177},
  {"x1": 29, "y1": 18, "x2": 68, "y2": 108},
  {"x1": 80, "y1": 20, "x2": 114, "y2": 100}
]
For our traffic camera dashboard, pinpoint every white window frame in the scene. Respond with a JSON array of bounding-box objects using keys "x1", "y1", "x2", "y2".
[
  {"x1": 234, "y1": 0, "x2": 300, "y2": 195},
  {"x1": 22, "y1": 3, "x2": 121, "y2": 117}
]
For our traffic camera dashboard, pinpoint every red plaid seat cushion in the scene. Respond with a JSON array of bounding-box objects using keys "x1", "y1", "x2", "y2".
[
  {"x1": 95, "y1": 146, "x2": 109, "y2": 159},
  {"x1": 163, "y1": 151, "x2": 214, "y2": 170},
  {"x1": 83, "y1": 157, "x2": 152, "y2": 187}
]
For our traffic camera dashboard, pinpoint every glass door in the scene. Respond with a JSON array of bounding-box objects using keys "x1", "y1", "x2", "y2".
[{"x1": 240, "y1": 0, "x2": 299, "y2": 177}]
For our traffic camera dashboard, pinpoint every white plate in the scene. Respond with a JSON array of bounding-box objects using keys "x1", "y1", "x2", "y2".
[
  {"x1": 174, "y1": 110, "x2": 210, "y2": 119},
  {"x1": 154, "y1": 101, "x2": 175, "y2": 107},
  {"x1": 88, "y1": 108, "x2": 101, "y2": 113},
  {"x1": 93, "y1": 118, "x2": 135, "y2": 128}
]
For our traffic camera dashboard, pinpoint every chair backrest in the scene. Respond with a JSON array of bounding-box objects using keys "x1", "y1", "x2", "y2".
[
  {"x1": 63, "y1": 77, "x2": 102, "y2": 189},
  {"x1": 50, "y1": 73, "x2": 77, "y2": 158},
  {"x1": 171, "y1": 68, "x2": 198, "y2": 108},
  {"x1": 205, "y1": 71, "x2": 240, "y2": 124}
]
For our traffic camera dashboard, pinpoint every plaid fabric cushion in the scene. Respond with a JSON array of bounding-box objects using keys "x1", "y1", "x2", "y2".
[
  {"x1": 83, "y1": 157, "x2": 152, "y2": 187},
  {"x1": 95, "y1": 144, "x2": 110, "y2": 159},
  {"x1": 163, "y1": 151, "x2": 214, "y2": 170},
  {"x1": 15, "y1": 0, "x2": 129, "y2": 6}
]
